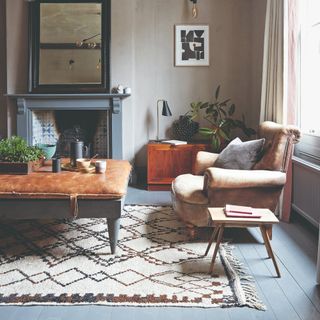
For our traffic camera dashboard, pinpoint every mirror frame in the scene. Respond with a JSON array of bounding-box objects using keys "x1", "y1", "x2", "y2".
[{"x1": 28, "y1": 0, "x2": 110, "y2": 93}]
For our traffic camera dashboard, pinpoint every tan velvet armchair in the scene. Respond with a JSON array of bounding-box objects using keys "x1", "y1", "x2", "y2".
[{"x1": 171, "y1": 121, "x2": 301, "y2": 238}]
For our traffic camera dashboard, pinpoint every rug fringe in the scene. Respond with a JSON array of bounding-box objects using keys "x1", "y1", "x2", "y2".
[{"x1": 219, "y1": 244, "x2": 266, "y2": 311}]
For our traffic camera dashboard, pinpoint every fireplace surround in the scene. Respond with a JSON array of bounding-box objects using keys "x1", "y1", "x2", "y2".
[{"x1": 7, "y1": 93, "x2": 130, "y2": 159}]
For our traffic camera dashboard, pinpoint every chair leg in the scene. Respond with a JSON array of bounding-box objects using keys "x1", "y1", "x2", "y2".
[
  {"x1": 204, "y1": 226, "x2": 220, "y2": 256},
  {"x1": 260, "y1": 226, "x2": 272, "y2": 258},
  {"x1": 265, "y1": 224, "x2": 273, "y2": 240},
  {"x1": 209, "y1": 225, "x2": 224, "y2": 274},
  {"x1": 186, "y1": 223, "x2": 198, "y2": 240},
  {"x1": 260, "y1": 225, "x2": 281, "y2": 277}
]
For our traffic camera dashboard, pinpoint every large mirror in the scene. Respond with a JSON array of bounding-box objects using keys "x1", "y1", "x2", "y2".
[{"x1": 29, "y1": 0, "x2": 110, "y2": 93}]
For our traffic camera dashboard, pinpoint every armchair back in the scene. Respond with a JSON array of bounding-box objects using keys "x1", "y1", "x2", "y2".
[{"x1": 254, "y1": 122, "x2": 301, "y2": 172}]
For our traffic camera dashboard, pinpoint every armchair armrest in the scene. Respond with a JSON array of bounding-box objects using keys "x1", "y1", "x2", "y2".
[
  {"x1": 194, "y1": 151, "x2": 219, "y2": 175},
  {"x1": 204, "y1": 167, "x2": 286, "y2": 189}
]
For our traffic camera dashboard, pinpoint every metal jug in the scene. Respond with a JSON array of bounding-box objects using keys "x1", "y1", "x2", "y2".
[{"x1": 70, "y1": 141, "x2": 88, "y2": 167}]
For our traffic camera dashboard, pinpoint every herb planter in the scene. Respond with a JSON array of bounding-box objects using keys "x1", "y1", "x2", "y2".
[
  {"x1": 0, "y1": 159, "x2": 43, "y2": 175},
  {"x1": 0, "y1": 161, "x2": 33, "y2": 175},
  {"x1": 0, "y1": 136, "x2": 45, "y2": 174}
]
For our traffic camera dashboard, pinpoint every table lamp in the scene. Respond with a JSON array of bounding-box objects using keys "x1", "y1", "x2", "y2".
[{"x1": 156, "y1": 99, "x2": 172, "y2": 141}]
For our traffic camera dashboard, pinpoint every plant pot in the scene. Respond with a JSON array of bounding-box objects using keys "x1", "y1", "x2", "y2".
[
  {"x1": 172, "y1": 116, "x2": 199, "y2": 141},
  {"x1": 0, "y1": 159, "x2": 44, "y2": 175},
  {"x1": 0, "y1": 161, "x2": 33, "y2": 175}
]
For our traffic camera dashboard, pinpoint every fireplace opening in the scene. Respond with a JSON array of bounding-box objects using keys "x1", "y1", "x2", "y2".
[
  {"x1": 32, "y1": 110, "x2": 110, "y2": 158},
  {"x1": 55, "y1": 110, "x2": 99, "y2": 157}
]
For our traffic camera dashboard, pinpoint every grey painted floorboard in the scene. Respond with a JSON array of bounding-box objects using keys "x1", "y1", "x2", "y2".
[
  {"x1": 251, "y1": 224, "x2": 320, "y2": 319},
  {"x1": 0, "y1": 306, "x2": 43, "y2": 320},
  {"x1": 253, "y1": 238, "x2": 320, "y2": 320},
  {"x1": 125, "y1": 186, "x2": 171, "y2": 206},
  {"x1": 237, "y1": 241, "x2": 300, "y2": 320},
  {"x1": 228, "y1": 245, "x2": 275, "y2": 320},
  {"x1": 37, "y1": 305, "x2": 98, "y2": 320},
  {"x1": 1, "y1": 187, "x2": 320, "y2": 320},
  {"x1": 0, "y1": 308, "x2": 15, "y2": 320},
  {"x1": 271, "y1": 218, "x2": 320, "y2": 310}
]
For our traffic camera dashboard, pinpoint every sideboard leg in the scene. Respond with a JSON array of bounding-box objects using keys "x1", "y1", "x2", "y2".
[{"x1": 107, "y1": 217, "x2": 120, "y2": 254}]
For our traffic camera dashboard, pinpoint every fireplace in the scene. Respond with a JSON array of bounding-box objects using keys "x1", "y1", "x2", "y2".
[
  {"x1": 32, "y1": 110, "x2": 109, "y2": 157},
  {"x1": 8, "y1": 94, "x2": 129, "y2": 159}
]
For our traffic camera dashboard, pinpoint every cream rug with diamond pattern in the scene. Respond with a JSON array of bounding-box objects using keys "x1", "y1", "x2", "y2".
[{"x1": 0, "y1": 205, "x2": 265, "y2": 309}]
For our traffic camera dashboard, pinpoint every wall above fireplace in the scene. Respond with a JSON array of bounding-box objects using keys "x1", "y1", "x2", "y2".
[{"x1": 7, "y1": 93, "x2": 130, "y2": 160}]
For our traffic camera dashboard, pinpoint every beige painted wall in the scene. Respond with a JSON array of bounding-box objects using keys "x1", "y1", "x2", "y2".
[
  {"x1": 0, "y1": 0, "x2": 7, "y2": 138},
  {"x1": 120, "y1": 0, "x2": 266, "y2": 166},
  {"x1": 4, "y1": 0, "x2": 266, "y2": 167}
]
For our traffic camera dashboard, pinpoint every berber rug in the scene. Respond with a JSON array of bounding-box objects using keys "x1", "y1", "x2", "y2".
[{"x1": 0, "y1": 205, "x2": 265, "y2": 309}]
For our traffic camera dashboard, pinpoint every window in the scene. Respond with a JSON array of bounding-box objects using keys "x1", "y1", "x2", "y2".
[{"x1": 299, "y1": 0, "x2": 320, "y2": 135}]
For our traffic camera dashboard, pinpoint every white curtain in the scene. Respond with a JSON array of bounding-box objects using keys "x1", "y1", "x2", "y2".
[
  {"x1": 260, "y1": 0, "x2": 287, "y2": 124},
  {"x1": 260, "y1": 0, "x2": 291, "y2": 219}
]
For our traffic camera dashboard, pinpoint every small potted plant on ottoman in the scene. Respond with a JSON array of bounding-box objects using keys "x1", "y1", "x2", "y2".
[{"x1": 0, "y1": 136, "x2": 44, "y2": 174}]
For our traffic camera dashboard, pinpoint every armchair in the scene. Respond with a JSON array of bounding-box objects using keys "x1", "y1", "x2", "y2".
[{"x1": 171, "y1": 121, "x2": 301, "y2": 238}]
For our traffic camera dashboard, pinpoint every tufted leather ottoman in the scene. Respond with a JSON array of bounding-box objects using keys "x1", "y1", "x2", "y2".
[{"x1": 0, "y1": 159, "x2": 131, "y2": 254}]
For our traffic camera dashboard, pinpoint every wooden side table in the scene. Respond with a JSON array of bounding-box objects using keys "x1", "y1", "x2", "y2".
[
  {"x1": 205, "y1": 207, "x2": 280, "y2": 277},
  {"x1": 147, "y1": 142, "x2": 209, "y2": 191}
]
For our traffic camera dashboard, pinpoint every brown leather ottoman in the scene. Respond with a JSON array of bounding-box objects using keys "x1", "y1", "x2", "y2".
[{"x1": 0, "y1": 159, "x2": 131, "y2": 254}]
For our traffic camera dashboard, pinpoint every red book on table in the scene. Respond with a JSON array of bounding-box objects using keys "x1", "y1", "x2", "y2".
[
  {"x1": 225, "y1": 204, "x2": 253, "y2": 214},
  {"x1": 224, "y1": 204, "x2": 262, "y2": 218},
  {"x1": 224, "y1": 209, "x2": 262, "y2": 218}
]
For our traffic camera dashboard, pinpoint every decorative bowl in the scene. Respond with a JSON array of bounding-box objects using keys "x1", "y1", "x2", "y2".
[{"x1": 36, "y1": 144, "x2": 56, "y2": 160}]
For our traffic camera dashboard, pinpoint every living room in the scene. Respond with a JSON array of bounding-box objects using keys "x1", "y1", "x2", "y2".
[{"x1": 0, "y1": 0, "x2": 319, "y2": 319}]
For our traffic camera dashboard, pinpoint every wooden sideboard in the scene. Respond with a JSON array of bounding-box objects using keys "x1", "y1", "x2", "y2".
[{"x1": 147, "y1": 142, "x2": 209, "y2": 191}]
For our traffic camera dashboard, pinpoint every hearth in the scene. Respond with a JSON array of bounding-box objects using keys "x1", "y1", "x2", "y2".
[{"x1": 7, "y1": 93, "x2": 130, "y2": 159}]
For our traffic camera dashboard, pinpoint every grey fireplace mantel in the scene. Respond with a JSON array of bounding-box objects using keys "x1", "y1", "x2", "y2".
[{"x1": 7, "y1": 93, "x2": 130, "y2": 160}]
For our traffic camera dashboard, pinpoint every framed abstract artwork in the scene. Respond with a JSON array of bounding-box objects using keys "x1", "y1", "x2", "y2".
[{"x1": 175, "y1": 24, "x2": 209, "y2": 66}]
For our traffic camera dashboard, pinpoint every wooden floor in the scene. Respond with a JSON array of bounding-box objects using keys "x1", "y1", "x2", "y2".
[{"x1": 0, "y1": 186, "x2": 319, "y2": 320}]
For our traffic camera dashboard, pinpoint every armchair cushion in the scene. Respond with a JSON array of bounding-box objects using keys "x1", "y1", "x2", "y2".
[
  {"x1": 214, "y1": 138, "x2": 265, "y2": 170},
  {"x1": 204, "y1": 167, "x2": 286, "y2": 189}
]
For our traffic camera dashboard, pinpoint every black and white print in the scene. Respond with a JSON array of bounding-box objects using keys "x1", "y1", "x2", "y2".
[{"x1": 175, "y1": 25, "x2": 209, "y2": 66}]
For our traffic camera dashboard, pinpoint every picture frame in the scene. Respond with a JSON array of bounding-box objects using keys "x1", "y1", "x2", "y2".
[
  {"x1": 28, "y1": 0, "x2": 111, "y2": 93},
  {"x1": 175, "y1": 24, "x2": 209, "y2": 67}
]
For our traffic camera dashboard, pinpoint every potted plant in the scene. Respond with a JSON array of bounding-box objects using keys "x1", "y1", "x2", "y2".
[
  {"x1": 172, "y1": 102, "x2": 202, "y2": 141},
  {"x1": 0, "y1": 136, "x2": 44, "y2": 174},
  {"x1": 197, "y1": 85, "x2": 256, "y2": 151}
]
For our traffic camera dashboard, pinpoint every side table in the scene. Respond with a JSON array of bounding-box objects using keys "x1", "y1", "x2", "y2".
[
  {"x1": 147, "y1": 142, "x2": 209, "y2": 191},
  {"x1": 205, "y1": 207, "x2": 280, "y2": 277}
]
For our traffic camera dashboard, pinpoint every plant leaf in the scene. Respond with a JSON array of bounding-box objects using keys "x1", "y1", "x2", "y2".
[
  {"x1": 215, "y1": 85, "x2": 221, "y2": 100},
  {"x1": 200, "y1": 102, "x2": 209, "y2": 109},
  {"x1": 228, "y1": 104, "x2": 235, "y2": 116},
  {"x1": 218, "y1": 128, "x2": 230, "y2": 141},
  {"x1": 220, "y1": 99, "x2": 230, "y2": 106},
  {"x1": 212, "y1": 109, "x2": 218, "y2": 118},
  {"x1": 219, "y1": 108, "x2": 227, "y2": 116},
  {"x1": 211, "y1": 135, "x2": 221, "y2": 152},
  {"x1": 199, "y1": 127, "x2": 213, "y2": 136}
]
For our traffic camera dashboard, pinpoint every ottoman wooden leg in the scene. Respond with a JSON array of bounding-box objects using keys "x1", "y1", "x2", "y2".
[{"x1": 107, "y1": 217, "x2": 121, "y2": 254}]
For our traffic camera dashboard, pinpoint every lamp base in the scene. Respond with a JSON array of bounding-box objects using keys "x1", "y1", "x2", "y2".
[{"x1": 149, "y1": 139, "x2": 165, "y2": 143}]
